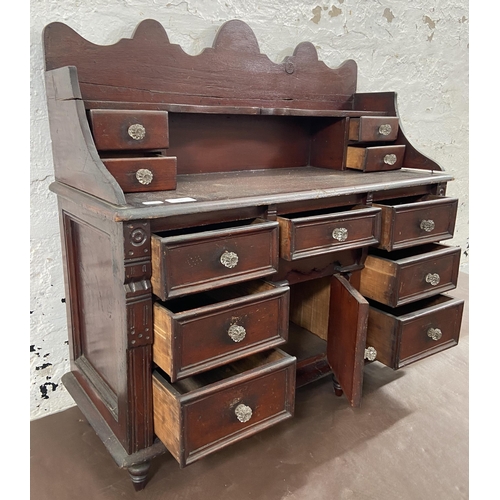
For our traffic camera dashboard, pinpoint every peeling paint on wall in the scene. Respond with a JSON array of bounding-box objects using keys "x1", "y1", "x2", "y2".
[
  {"x1": 383, "y1": 8, "x2": 395, "y2": 23},
  {"x1": 329, "y1": 5, "x2": 342, "y2": 18},
  {"x1": 311, "y1": 5, "x2": 322, "y2": 24}
]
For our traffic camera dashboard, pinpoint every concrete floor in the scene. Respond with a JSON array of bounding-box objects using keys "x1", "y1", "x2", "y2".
[{"x1": 31, "y1": 274, "x2": 468, "y2": 500}]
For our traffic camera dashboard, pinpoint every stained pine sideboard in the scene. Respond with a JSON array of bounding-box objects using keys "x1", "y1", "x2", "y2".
[{"x1": 42, "y1": 19, "x2": 464, "y2": 490}]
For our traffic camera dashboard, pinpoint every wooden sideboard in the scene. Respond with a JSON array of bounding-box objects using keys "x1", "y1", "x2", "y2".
[{"x1": 42, "y1": 19, "x2": 464, "y2": 490}]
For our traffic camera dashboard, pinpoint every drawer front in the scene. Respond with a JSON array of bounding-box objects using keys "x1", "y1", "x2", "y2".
[
  {"x1": 397, "y1": 247, "x2": 461, "y2": 305},
  {"x1": 349, "y1": 116, "x2": 399, "y2": 142},
  {"x1": 152, "y1": 350, "x2": 296, "y2": 467},
  {"x1": 346, "y1": 144, "x2": 406, "y2": 172},
  {"x1": 376, "y1": 196, "x2": 458, "y2": 251},
  {"x1": 278, "y1": 207, "x2": 381, "y2": 261},
  {"x1": 151, "y1": 220, "x2": 279, "y2": 300},
  {"x1": 103, "y1": 156, "x2": 177, "y2": 192},
  {"x1": 153, "y1": 282, "x2": 290, "y2": 381},
  {"x1": 89, "y1": 109, "x2": 169, "y2": 150},
  {"x1": 359, "y1": 244, "x2": 461, "y2": 307},
  {"x1": 398, "y1": 297, "x2": 464, "y2": 367},
  {"x1": 366, "y1": 295, "x2": 464, "y2": 369}
]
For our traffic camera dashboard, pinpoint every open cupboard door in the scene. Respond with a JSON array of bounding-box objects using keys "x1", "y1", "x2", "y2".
[{"x1": 327, "y1": 274, "x2": 369, "y2": 407}]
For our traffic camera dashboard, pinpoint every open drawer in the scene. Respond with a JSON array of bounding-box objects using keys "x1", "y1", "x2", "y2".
[
  {"x1": 153, "y1": 280, "x2": 290, "y2": 382},
  {"x1": 152, "y1": 349, "x2": 296, "y2": 467},
  {"x1": 277, "y1": 205, "x2": 381, "y2": 261},
  {"x1": 365, "y1": 294, "x2": 464, "y2": 369},
  {"x1": 151, "y1": 218, "x2": 279, "y2": 300},
  {"x1": 374, "y1": 195, "x2": 458, "y2": 251},
  {"x1": 359, "y1": 244, "x2": 461, "y2": 307}
]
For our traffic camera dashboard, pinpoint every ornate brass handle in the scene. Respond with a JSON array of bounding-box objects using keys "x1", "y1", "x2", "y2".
[
  {"x1": 378, "y1": 124, "x2": 392, "y2": 136},
  {"x1": 383, "y1": 154, "x2": 397, "y2": 165},
  {"x1": 420, "y1": 219, "x2": 435, "y2": 232},
  {"x1": 427, "y1": 327, "x2": 443, "y2": 341},
  {"x1": 128, "y1": 123, "x2": 146, "y2": 140},
  {"x1": 332, "y1": 227, "x2": 348, "y2": 242},
  {"x1": 234, "y1": 403, "x2": 253, "y2": 423},
  {"x1": 425, "y1": 273, "x2": 440, "y2": 286},
  {"x1": 220, "y1": 251, "x2": 239, "y2": 269},
  {"x1": 135, "y1": 168, "x2": 153, "y2": 185},
  {"x1": 228, "y1": 324, "x2": 246, "y2": 343},
  {"x1": 364, "y1": 346, "x2": 377, "y2": 361}
]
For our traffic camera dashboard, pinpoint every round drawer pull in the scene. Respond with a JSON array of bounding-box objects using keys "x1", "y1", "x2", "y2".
[
  {"x1": 128, "y1": 123, "x2": 146, "y2": 140},
  {"x1": 332, "y1": 227, "x2": 348, "y2": 242},
  {"x1": 234, "y1": 403, "x2": 253, "y2": 423},
  {"x1": 383, "y1": 153, "x2": 397, "y2": 165},
  {"x1": 220, "y1": 251, "x2": 239, "y2": 269},
  {"x1": 420, "y1": 219, "x2": 435, "y2": 232},
  {"x1": 425, "y1": 273, "x2": 440, "y2": 286},
  {"x1": 135, "y1": 168, "x2": 153, "y2": 185},
  {"x1": 427, "y1": 327, "x2": 443, "y2": 341},
  {"x1": 364, "y1": 346, "x2": 377, "y2": 361},
  {"x1": 378, "y1": 124, "x2": 392, "y2": 136},
  {"x1": 228, "y1": 324, "x2": 246, "y2": 343}
]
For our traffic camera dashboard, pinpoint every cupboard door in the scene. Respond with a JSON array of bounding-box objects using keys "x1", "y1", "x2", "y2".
[{"x1": 327, "y1": 275, "x2": 369, "y2": 407}]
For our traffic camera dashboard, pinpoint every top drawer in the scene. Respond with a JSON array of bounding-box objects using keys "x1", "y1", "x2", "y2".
[
  {"x1": 89, "y1": 109, "x2": 169, "y2": 150},
  {"x1": 375, "y1": 195, "x2": 458, "y2": 251},
  {"x1": 151, "y1": 219, "x2": 279, "y2": 300},
  {"x1": 277, "y1": 206, "x2": 381, "y2": 261},
  {"x1": 348, "y1": 116, "x2": 399, "y2": 142}
]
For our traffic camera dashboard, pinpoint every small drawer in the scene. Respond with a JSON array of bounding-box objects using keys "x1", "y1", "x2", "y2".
[
  {"x1": 359, "y1": 243, "x2": 461, "y2": 307},
  {"x1": 366, "y1": 295, "x2": 464, "y2": 369},
  {"x1": 151, "y1": 219, "x2": 279, "y2": 300},
  {"x1": 278, "y1": 206, "x2": 381, "y2": 261},
  {"x1": 89, "y1": 109, "x2": 169, "y2": 150},
  {"x1": 153, "y1": 349, "x2": 296, "y2": 467},
  {"x1": 346, "y1": 144, "x2": 406, "y2": 172},
  {"x1": 374, "y1": 195, "x2": 458, "y2": 251},
  {"x1": 349, "y1": 116, "x2": 399, "y2": 142},
  {"x1": 102, "y1": 156, "x2": 177, "y2": 192},
  {"x1": 153, "y1": 280, "x2": 290, "y2": 381}
]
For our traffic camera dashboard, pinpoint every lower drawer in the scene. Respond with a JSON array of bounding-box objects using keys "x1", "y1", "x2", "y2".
[
  {"x1": 366, "y1": 295, "x2": 464, "y2": 369},
  {"x1": 153, "y1": 280, "x2": 290, "y2": 381},
  {"x1": 153, "y1": 349, "x2": 296, "y2": 467}
]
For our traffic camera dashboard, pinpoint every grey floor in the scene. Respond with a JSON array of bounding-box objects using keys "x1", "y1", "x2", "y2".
[{"x1": 30, "y1": 273, "x2": 468, "y2": 500}]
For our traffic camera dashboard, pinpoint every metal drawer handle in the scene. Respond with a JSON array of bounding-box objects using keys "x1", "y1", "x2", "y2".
[
  {"x1": 136, "y1": 168, "x2": 153, "y2": 185},
  {"x1": 427, "y1": 327, "x2": 443, "y2": 341},
  {"x1": 383, "y1": 153, "x2": 397, "y2": 165},
  {"x1": 420, "y1": 219, "x2": 435, "y2": 232},
  {"x1": 128, "y1": 123, "x2": 146, "y2": 140},
  {"x1": 228, "y1": 324, "x2": 246, "y2": 343},
  {"x1": 234, "y1": 403, "x2": 253, "y2": 423},
  {"x1": 332, "y1": 227, "x2": 348, "y2": 242},
  {"x1": 425, "y1": 273, "x2": 440, "y2": 286},
  {"x1": 364, "y1": 346, "x2": 377, "y2": 361},
  {"x1": 378, "y1": 124, "x2": 392, "y2": 136},
  {"x1": 220, "y1": 251, "x2": 239, "y2": 269}
]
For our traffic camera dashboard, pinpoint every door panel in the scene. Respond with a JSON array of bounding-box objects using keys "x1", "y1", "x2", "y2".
[{"x1": 327, "y1": 274, "x2": 369, "y2": 407}]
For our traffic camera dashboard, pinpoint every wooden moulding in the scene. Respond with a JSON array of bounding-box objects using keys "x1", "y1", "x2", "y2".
[
  {"x1": 152, "y1": 349, "x2": 296, "y2": 467},
  {"x1": 152, "y1": 280, "x2": 290, "y2": 381}
]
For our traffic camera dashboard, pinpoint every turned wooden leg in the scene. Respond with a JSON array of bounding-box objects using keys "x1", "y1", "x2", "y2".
[
  {"x1": 128, "y1": 461, "x2": 151, "y2": 491},
  {"x1": 332, "y1": 374, "x2": 343, "y2": 397}
]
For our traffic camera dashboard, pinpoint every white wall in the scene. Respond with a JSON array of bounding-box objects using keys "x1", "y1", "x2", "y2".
[{"x1": 30, "y1": 0, "x2": 469, "y2": 419}]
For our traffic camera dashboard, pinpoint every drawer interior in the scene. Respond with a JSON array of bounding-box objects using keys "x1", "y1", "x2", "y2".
[
  {"x1": 162, "y1": 349, "x2": 290, "y2": 395},
  {"x1": 368, "y1": 294, "x2": 458, "y2": 317},
  {"x1": 368, "y1": 242, "x2": 450, "y2": 261},
  {"x1": 153, "y1": 217, "x2": 266, "y2": 238}
]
